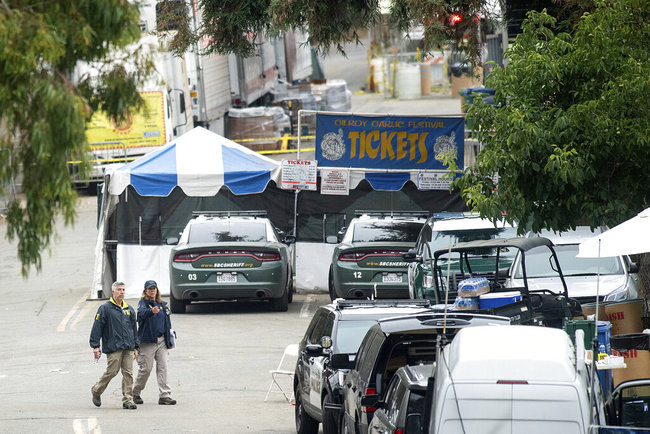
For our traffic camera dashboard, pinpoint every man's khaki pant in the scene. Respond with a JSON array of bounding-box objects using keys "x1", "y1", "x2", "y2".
[
  {"x1": 133, "y1": 336, "x2": 171, "y2": 399},
  {"x1": 92, "y1": 349, "x2": 135, "y2": 403}
]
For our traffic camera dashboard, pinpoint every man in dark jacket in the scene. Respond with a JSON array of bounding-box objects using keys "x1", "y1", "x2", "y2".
[{"x1": 90, "y1": 281, "x2": 140, "y2": 409}]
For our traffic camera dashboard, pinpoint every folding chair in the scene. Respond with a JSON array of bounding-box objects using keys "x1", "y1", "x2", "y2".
[{"x1": 264, "y1": 343, "x2": 299, "y2": 403}]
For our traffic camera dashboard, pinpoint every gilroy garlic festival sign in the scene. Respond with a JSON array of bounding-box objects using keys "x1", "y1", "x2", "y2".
[{"x1": 315, "y1": 113, "x2": 464, "y2": 170}]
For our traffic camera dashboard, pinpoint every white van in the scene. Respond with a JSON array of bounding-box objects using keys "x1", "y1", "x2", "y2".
[{"x1": 429, "y1": 325, "x2": 604, "y2": 434}]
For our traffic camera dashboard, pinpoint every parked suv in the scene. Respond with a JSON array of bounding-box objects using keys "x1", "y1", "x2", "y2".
[
  {"x1": 294, "y1": 299, "x2": 431, "y2": 434},
  {"x1": 405, "y1": 213, "x2": 517, "y2": 299},
  {"x1": 368, "y1": 363, "x2": 432, "y2": 434},
  {"x1": 340, "y1": 312, "x2": 511, "y2": 434},
  {"x1": 328, "y1": 211, "x2": 427, "y2": 301},
  {"x1": 167, "y1": 211, "x2": 295, "y2": 313}
]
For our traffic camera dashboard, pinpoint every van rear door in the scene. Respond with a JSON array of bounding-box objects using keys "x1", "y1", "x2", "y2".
[{"x1": 436, "y1": 383, "x2": 587, "y2": 434}]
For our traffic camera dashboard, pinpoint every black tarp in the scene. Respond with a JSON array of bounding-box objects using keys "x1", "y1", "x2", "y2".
[{"x1": 111, "y1": 180, "x2": 468, "y2": 245}]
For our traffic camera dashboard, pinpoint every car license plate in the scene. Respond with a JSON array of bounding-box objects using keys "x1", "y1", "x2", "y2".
[
  {"x1": 382, "y1": 273, "x2": 402, "y2": 283},
  {"x1": 217, "y1": 274, "x2": 237, "y2": 283}
]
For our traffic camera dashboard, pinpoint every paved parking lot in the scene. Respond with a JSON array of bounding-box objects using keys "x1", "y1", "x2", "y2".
[{"x1": 0, "y1": 194, "x2": 334, "y2": 433}]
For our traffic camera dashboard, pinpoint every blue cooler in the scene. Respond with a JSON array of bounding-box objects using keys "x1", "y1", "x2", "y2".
[{"x1": 479, "y1": 291, "x2": 522, "y2": 309}]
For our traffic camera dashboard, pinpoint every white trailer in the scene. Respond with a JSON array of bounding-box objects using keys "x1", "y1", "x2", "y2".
[{"x1": 228, "y1": 36, "x2": 279, "y2": 108}]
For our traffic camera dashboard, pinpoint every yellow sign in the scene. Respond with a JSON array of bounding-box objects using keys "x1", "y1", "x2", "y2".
[{"x1": 86, "y1": 91, "x2": 167, "y2": 147}]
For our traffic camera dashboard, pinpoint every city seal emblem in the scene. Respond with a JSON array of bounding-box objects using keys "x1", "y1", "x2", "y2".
[
  {"x1": 320, "y1": 129, "x2": 345, "y2": 161},
  {"x1": 433, "y1": 131, "x2": 458, "y2": 162}
]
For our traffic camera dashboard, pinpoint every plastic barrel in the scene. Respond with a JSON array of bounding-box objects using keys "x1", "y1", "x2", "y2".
[
  {"x1": 371, "y1": 58, "x2": 385, "y2": 94},
  {"x1": 395, "y1": 64, "x2": 422, "y2": 100},
  {"x1": 419, "y1": 64, "x2": 431, "y2": 95}
]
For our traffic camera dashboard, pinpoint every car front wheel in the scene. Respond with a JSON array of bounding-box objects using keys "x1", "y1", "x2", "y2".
[{"x1": 295, "y1": 390, "x2": 319, "y2": 434}]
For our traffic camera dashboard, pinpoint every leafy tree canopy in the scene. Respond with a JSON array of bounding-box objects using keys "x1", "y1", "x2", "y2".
[
  {"x1": 454, "y1": 0, "x2": 650, "y2": 233},
  {"x1": 158, "y1": 0, "x2": 499, "y2": 67},
  {"x1": 0, "y1": 1, "x2": 152, "y2": 275}
]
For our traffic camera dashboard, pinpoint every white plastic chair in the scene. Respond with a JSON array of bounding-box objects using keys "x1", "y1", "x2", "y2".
[{"x1": 264, "y1": 343, "x2": 299, "y2": 403}]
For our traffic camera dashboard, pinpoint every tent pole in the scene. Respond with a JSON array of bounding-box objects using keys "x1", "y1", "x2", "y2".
[
  {"x1": 293, "y1": 190, "x2": 299, "y2": 238},
  {"x1": 297, "y1": 110, "x2": 302, "y2": 160},
  {"x1": 595, "y1": 239, "x2": 601, "y2": 340},
  {"x1": 292, "y1": 189, "x2": 299, "y2": 286}
]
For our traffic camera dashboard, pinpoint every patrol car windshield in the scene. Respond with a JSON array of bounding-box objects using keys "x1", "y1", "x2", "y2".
[
  {"x1": 352, "y1": 222, "x2": 422, "y2": 243},
  {"x1": 429, "y1": 227, "x2": 518, "y2": 252},
  {"x1": 189, "y1": 222, "x2": 267, "y2": 243},
  {"x1": 427, "y1": 227, "x2": 518, "y2": 272},
  {"x1": 514, "y1": 244, "x2": 624, "y2": 278},
  {"x1": 334, "y1": 320, "x2": 378, "y2": 353}
]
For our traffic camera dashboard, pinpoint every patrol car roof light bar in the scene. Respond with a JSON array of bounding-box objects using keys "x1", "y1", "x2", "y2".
[
  {"x1": 432, "y1": 211, "x2": 478, "y2": 220},
  {"x1": 353, "y1": 210, "x2": 429, "y2": 219},
  {"x1": 191, "y1": 210, "x2": 268, "y2": 218},
  {"x1": 334, "y1": 299, "x2": 431, "y2": 310}
]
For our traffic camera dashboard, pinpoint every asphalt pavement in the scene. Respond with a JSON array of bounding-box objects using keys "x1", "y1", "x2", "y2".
[{"x1": 0, "y1": 195, "x2": 339, "y2": 433}]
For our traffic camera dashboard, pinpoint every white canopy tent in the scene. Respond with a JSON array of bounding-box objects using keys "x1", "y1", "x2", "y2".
[
  {"x1": 578, "y1": 208, "x2": 650, "y2": 258},
  {"x1": 577, "y1": 207, "x2": 650, "y2": 335}
]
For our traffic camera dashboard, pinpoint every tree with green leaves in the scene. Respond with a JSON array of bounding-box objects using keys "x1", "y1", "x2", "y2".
[
  {"x1": 0, "y1": 1, "x2": 152, "y2": 275},
  {"x1": 159, "y1": 0, "x2": 497, "y2": 67},
  {"x1": 456, "y1": 1, "x2": 650, "y2": 235},
  {"x1": 453, "y1": 0, "x2": 650, "y2": 324}
]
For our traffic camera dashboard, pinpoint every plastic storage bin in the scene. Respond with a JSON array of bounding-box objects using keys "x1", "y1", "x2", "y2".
[
  {"x1": 564, "y1": 319, "x2": 612, "y2": 352},
  {"x1": 564, "y1": 319, "x2": 612, "y2": 396}
]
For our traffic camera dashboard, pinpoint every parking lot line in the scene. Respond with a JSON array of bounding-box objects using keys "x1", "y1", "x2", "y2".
[
  {"x1": 73, "y1": 417, "x2": 101, "y2": 434},
  {"x1": 300, "y1": 294, "x2": 316, "y2": 318},
  {"x1": 70, "y1": 301, "x2": 97, "y2": 331},
  {"x1": 58, "y1": 293, "x2": 95, "y2": 332}
]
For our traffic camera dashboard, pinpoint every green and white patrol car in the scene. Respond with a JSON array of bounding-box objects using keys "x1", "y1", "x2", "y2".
[
  {"x1": 167, "y1": 211, "x2": 295, "y2": 313},
  {"x1": 327, "y1": 211, "x2": 427, "y2": 301}
]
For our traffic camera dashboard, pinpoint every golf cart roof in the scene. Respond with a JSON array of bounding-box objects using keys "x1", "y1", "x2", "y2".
[{"x1": 433, "y1": 236, "x2": 554, "y2": 259}]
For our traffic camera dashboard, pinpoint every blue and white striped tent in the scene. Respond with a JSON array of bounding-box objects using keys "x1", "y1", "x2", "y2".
[
  {"x1": 108, "y1": 126, "x2": 281, "y2": 197},
  {"x1": 94, "y1": 127, "x2": 283, "y2": 299}
]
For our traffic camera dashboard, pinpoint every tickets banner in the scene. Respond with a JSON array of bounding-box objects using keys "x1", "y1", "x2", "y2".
[{"x1": 315, "y1": 114, "x2": 464, "y2": 170}]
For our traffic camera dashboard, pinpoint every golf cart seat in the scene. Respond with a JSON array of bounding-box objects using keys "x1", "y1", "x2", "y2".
[{"x1": 529, "y1": 290, "x2": 582, "y2": 328}]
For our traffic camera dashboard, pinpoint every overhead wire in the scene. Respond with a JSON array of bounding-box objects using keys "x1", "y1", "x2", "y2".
[{"x1": 441, "y1": 338, "x2": 467, "y2": 434}]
